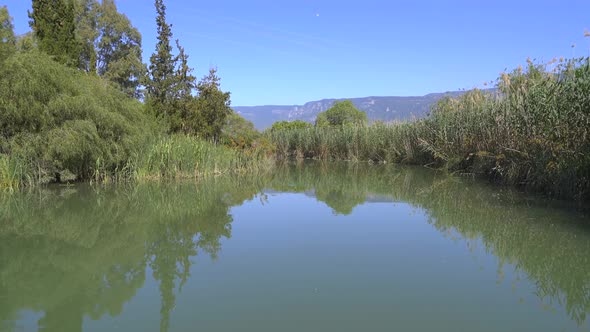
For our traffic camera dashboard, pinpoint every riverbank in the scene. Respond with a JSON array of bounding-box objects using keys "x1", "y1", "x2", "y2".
[
  {"x1": 0, "y1": 52, "x2": 271, "y2": 191},
  {"x1": 2, "y1": 51, "x2": 588, "y2": 202},
  {"x1": 268, "y1": 58, "x2": 590, "y2": 201},
  {"x1": 1, "y1": 135, "x2": 273, "y2": 190}
]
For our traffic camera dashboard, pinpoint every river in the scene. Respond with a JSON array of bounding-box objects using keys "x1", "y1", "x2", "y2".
[{"x1": 1, "y1": 162, "x2": 589, "y2": 332}]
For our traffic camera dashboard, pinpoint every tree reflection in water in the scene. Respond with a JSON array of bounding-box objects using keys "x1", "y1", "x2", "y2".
[{"x1": 0, "y1": 162, "x2": 589, "y2": 331}]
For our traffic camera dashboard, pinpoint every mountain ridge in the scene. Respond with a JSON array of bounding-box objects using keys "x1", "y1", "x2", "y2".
[{"x1": 233, "y1": 91, "x2": 466, "y2": 130}]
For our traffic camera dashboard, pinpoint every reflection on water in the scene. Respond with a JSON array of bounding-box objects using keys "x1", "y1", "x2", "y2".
[{"x1": 0, "y1": 162, "x2": 589, "y2": 331}]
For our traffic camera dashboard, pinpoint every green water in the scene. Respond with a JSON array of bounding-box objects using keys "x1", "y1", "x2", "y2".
[{"x1": 1, "y1": 162, "x2": 589, "y2": 332}]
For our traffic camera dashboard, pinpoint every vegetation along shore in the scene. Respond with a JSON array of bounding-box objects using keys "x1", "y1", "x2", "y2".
[
  {"x1": 1, "y1": 1, "x2": 589, "y2": 202},
  {"x1": 268, "y1": 58, "x2": 590, "y2": 201}
]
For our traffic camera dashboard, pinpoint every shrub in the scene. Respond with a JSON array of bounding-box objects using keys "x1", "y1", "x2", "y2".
[{"x1": 0, "y1": 51, "x2": 156, "y2": 185}]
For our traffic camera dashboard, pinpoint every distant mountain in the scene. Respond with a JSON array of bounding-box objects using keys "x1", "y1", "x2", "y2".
[{"x1": 233, "y1": 91, "x2": 465, "y2": 130}]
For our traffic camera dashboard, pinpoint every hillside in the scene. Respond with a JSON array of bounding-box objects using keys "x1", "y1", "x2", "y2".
[{"x1": 233, "y1": 91, "x2": 465, "y2": 130}]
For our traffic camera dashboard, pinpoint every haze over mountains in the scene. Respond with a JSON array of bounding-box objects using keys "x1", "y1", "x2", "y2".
[{"x1": 233, "y1": 91, "x2": 465, "y2": 130}]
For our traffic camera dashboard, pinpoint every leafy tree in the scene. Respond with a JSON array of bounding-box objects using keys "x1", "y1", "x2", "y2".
[
  {"x1": 73, "y1": 0, "x2": 145, "y2": 97},
  {"x1": 315, "y1": 100, "x2": 367, "y2": 127},
  {"x1": 143, "y1": 0, "x2": 233, "y2": 140},
  {"x1": 221, "y1": 112, "x2": 260, "y2": 148},
  {"x1": 147, "y1": 0, "x2": 176, "y2": 117},
  {"x1": 0, "y1": 51, "x2": 153, "y2": 182},
  {"x1": 29, "y1": 0, "x2": 81, "y2": 67},
  {"x1": 0, "y1": 6, "x2": 16, "y2": 62},
  {"x1": 96, "y1": 0, "x2": 145, "y2": 98},
  {"x1": 194, "y1": 68, "x2": 232, "y2": 142},
  {"x1": 74, "y1": 0, "x2": 99, "y2": 73},
  {"x1": 270, "y1": 120, "x2": 312, "y2": 132}
]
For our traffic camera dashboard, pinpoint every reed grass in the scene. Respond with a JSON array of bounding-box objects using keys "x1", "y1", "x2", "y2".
[
  {"x1": 268, "y1": 122, "x2": 429, "y2": 163},
  {"x1": 268, "y1": 57, "x2": 590, "y2": 200},
  {"x1": 0, "y1": 154, "x2": 32, "y2": 191},
  {"x1": 4, "y1": 134, "x2": 273, "y2": 187},
  {"x1": 128, "y1": 134, "x2": 273, "y2": 181}
]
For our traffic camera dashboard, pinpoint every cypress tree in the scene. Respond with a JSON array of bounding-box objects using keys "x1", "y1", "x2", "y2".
[
  {"x1": 171, "y1": 39, "x2": 197, "y2": 133},
  {"x1": 147, "y1": 0, "x2": 176, "y2": 117},
  {"x1": 174, "y1": 40, "x2": 195, "y2": 100},
  {"x1": 29, "y1": 0, "x2": 81, "y2": 68}
]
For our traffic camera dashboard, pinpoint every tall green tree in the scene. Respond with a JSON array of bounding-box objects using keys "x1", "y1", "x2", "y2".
[
  {"x1": 97, "y1": 0, "x2": 145, "y2": 98},
  {"x1": 221, "y1": 111, "x2": 260, "y2": 148},
  {"x1": 147, "y1": 0, "x2": 176, "y2": 117},
  {"x1": 29, "y1": 0, "x2": 81, "y2": 67},
  {"x1": 74, "y1": 0, "x2": 145, "y2": 98},
  {"x1": 170, "y1": 39, "x2": 197, "y2": 133},
  {"x1": 74, "y1": 0, "x2": 98, "y2": 73},
  {"x1": 0, "y1": 6, "x2": 16, "y2": 62},
  {"x1": 174, "y1": 40, "x2": 195, "y2": 101},
  {"x1": 194, "y1": 68, "x2": 232, "y2": 142},
  {"x1": 315, "y1": 100, "x2": 367, "y2": 127}
]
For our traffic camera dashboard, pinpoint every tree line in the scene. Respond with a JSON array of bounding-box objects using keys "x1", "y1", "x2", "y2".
[
  {"x1": 0, "y1": 1, "x2": 261, "y2": 186},
  {"x1": 0, "y1": 0, "x2": 235, "y2": 138}
]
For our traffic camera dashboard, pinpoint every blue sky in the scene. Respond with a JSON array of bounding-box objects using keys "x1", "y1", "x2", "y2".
[{"x1": 4, "y1": 0, "x2": 590, "y2": 105}]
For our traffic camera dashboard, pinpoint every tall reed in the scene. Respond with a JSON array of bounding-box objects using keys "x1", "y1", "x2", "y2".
[
  {"x1": 268, "y1": 122, "x2": 429, "y2": 164},
  {"x1": 267, "y1": 57, "x2": 590, "y2": 200},
  {"x1": 0, "y1": 154, "x2": 32, "y2": 191},
  {"x1": 129, "y1": 134, "x2": 273, "y2": 180}
]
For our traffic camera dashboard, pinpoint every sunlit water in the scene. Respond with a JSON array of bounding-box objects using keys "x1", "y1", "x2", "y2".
[{"x1": 1, "y1": 162, "x2": 589, "y2": 332}]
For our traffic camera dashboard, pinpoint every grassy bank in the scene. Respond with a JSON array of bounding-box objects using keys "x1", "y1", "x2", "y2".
[
  {"x1": 268, "y1": 58, "x2": 590, "y2": 200},
  {"x1": 128, "y1": 134, "x2": 272, "y2": 181},
  {"x1": 1, "y1": 133, "x2": 273, "y2": 190},
  {"x1": 0, "y1": 52, "x2": 271, "y2": 191}
]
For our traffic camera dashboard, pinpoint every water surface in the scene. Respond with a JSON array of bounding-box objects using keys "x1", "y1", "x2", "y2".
[{"x1": 1, "y1": 162, "x2": 589, "y2": 332}]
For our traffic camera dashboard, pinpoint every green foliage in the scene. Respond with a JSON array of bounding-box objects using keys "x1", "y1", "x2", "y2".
[
  {"x1": 140, "y1": 0, "x2": 233, "y2": 140},
  {"x1": 74, "y1": 0, "x2": 98, "y2": 73},
  {"x1": 0, "y1": 1, "x2": 264, "y2": 189},
  {"x1": 193, "y1": 68, "x2": 232, "y2": 141},
  {"x1": 221, "y1": 111, "x2": 260, "y2": 149},
  {"x1": 29, "y1": 0, "x2": 81, "y2": 67},
  {"x1": 0, "y1": 154, "x2": 32, "y2": 191},
  {"x1": 146, "y1": 0, "x2": 176, "y2": 117},
  {"x1": 173, "y1": 40, "x2": 196, "y2": 100},
  {"x1": 421, "y1": 58, "x2": 590, "y2": 199},
  {"x1": 268, "y1": 122, "x2": 426, "y2": 162},
  {"x1": 15, "y1": 31, "x2": 37, "y2": 52},
  {"x1": 132, "y1": 134, "x2": 271, "y2": 180},
  {"x1": 73, "y1": 0, "x2": 146, "y2": 97},
  {"x1": 269, "y1": 58, "x2": 590, "y2": 200},
  {"x1": 167, "y1": 39, "x2": 197, "y2": 134},
  {"x1": 0, "y1": 6, "x2": 16, "y2": 62},
  {"x1": 315, "y1": 100, "x2": 368, "y2": 127},
  {"x1": 0, "y1": 51, "x2": 154, "y2": 185},
  {"x1": 95, "y1": 0, "x2": 145, "y2": 97},
  {"x1": 270, "y1": 120, "x2": 312, "y2": 132}
]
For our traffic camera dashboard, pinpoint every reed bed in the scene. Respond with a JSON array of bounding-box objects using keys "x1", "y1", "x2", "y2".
[
  {"x1": 128, "y1": 134, "x2": 273, "y2": 181},
  {"x1": 0, "y1": 154, "x2": 33, "y2": 191},
  {"x1": 268, "y1": 122, "x2": 429, "y2": 163},
  {"x1": 2, "y1": 135, "x2": 273, "y2": 189},
  {"x1": 268, "y1": 58, "x2": 590, "y2": 200}
]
